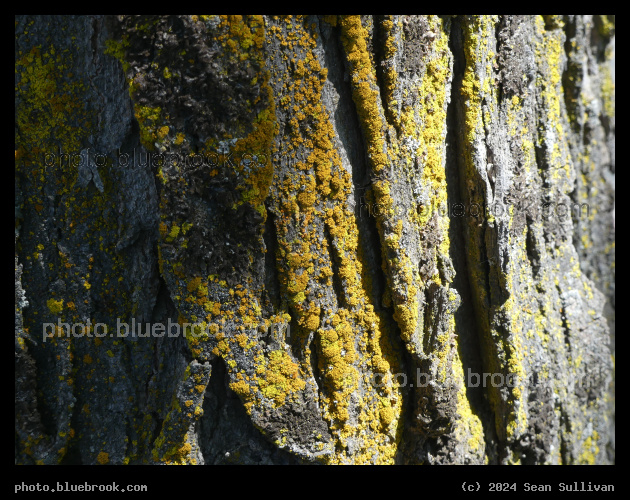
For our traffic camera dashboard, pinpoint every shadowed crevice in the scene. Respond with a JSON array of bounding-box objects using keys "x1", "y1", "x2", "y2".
[{"x1": 447, "y1": 15, "x2": 500, "y2": 464}]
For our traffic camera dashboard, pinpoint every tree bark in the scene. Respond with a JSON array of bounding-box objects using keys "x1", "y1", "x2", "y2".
[{"x1": 15, "y1": 15, "x2": 614, "y2": 465}]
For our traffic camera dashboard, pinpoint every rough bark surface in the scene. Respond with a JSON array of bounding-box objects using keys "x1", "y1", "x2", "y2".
[{"x1": 15, "y1": 15, "x2": 614, "y2": 465}]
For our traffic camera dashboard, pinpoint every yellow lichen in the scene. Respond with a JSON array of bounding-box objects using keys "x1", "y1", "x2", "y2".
[
  {"x1": 96, "y1": 451, "x2": 109, "y2": 465},
  {"x1": 47, "y1": 298, "x2": 64, "y2": 315}
]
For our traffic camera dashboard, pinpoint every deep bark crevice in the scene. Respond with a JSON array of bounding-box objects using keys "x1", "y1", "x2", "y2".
[
  {"x1": 325, "y1": 16, "x2": 396, "y2": 317},
  {"x1": 448, "y1": 15, "x2": 500, "y2": 463},
  {"x1": 372, "y1": 15, "x2": 399, "y2": 136},
  {"x1": 262, "y1": 204, "x2": 282, "y2": 312},
  {"x1": 323, "y1": 223, "x2": 343, "y2": 310}
]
